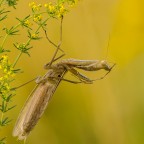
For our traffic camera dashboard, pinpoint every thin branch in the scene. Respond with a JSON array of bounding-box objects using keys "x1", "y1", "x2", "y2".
[
  {"x1": 43, "y1": 27, "x2": 64, "y2": 52},
  {"x1": 60, "y1": 16, "x2": 63, "y2": 43}
]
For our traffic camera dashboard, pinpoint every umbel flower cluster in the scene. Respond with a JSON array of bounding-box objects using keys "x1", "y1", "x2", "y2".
[{"x1": 26, "y1": 0, "x2": 79, "y2": 24}]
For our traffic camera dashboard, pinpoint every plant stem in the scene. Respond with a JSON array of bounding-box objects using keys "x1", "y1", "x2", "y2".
[
  {"x1": 0, "y1": 22, "x2": 22, "y2": 52},
  {"x1": 12, "y1": 51, "x2": 22, "y2": 68},
  {"x1": 0, "y1": 34, "x2": 8, "y2": 51},
  {"x1": 0, "y1": 111, "x2": 4, "y2": 128},
  {"x1": 12, "y1": 18, "x2": 49, "y2": 68}
]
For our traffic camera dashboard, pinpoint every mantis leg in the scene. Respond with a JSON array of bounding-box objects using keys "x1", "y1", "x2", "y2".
[
  {"x1": 64, "y1": 65, "x2": 93, "y2": 84},
  {"x1": 44, "y1": 53, "x2": 65, "y2": 69}
]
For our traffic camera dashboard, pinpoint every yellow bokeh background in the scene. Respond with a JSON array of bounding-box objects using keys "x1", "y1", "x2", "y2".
[{"x1": 1, "y1": 0, "x2": 144, "y2": 144}]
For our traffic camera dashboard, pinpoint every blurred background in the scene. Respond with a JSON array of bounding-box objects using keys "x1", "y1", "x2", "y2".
[{"x1": 1, "y1": 0, "x2": 144, "y2": 143}]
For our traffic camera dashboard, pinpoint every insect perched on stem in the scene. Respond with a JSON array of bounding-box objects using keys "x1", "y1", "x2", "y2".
[{"x1": 12, "y1": 56, "x2": 115, "y2": 140}]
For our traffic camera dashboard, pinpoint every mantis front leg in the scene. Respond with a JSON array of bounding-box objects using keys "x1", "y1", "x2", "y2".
[
  {"x1": 60, "y1": 58, "x2": 115, "y2": 84},
  {"x1": 63, "y1": 64, "x2": 93, "y2": 84}
]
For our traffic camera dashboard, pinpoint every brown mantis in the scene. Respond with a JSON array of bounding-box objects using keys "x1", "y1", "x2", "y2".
[
  {"x1": 12, "y1": 17, "x2": 115, "y2": 141},
  {"x1": 13, "y1": 56, "x2": 115, "y2": 140}
]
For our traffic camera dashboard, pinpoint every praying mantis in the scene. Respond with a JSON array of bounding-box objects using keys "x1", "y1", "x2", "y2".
[{"x1": 13, "y1": 18, "x2": 115, "y2": 141}]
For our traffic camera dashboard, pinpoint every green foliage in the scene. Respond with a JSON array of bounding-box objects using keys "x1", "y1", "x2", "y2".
[
  {"x1": 0, "y1": 9, "x2": 9, "y2": 21},
  {"x1": 0, "y1": 0, "x2": 18, "y2": 8},
  {"x1": 0, "y1": 137, "x2": 6, "y2": 144}
]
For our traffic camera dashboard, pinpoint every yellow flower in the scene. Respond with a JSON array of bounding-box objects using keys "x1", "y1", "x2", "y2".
[
  {"x1": 33, "y1": 5, "x2": 39, "y2": 11},
  {"x1": 2, "y1": 55, "x2": 8, "y2": 59},
  {"x1": 7, "y1": 71, "x2": 12, "y2": 76},
  {"x1": 6, "y1": 85, "x2": 10, "y2": 91},
  {"x1": 59, "y1": 5, "x2": 64, "y2": 13},
  {"x1": 57, "y1": 4, "x2": 67, "y2": 18},
  {"x1": 29, "y1": 2, "x2": 36, "y2": 7},
  {"x1": 45, "y1": 2, "x2": 56, "y2": 13},
  {"x1": 33, "y1": 14, "x2": 42, "y2": 22},
  {"x1": 0, "y1": 77, "x2": 3, "y2": 81},
  {"x1": 24, "y1": 20, "x2": 32, "y2": 27},
  {"x1": 49, "y1": 5, "x2": 55, "y2": 12},
  {"x1": 37, "y1": 4, "x2": 42, "y2": 7},
  {"x1": 31, "y1": 33, "x2": 39, "y2": 39},
  {"x1": 2, "y1": 55, "x2": 8, "y2": 62},
  {"x1": 44, "y1": 3, "x2": 48, "y2": 8},
  {"x1": 29, "y1": 2, "x2": 42, "y2": 11},
  {"x1": 4, "y1": 68, "x2": 7, "y2": 73}
]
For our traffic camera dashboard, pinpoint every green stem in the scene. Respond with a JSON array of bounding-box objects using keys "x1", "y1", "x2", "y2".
[
  {"x1": 0, "y1": 22, "x2": 22, "y2": 52},
  {"x1": 1, "y1": 112, "x2": 3, "y2": 122},
  {"x1": 0, "y1": 34, "x2": 8, "y2": 51},
  {"x1": 0, "y1": 111, "x2": 4, "y2": 128},
  {"x1": 24, "y1": 17, "x2": 49, "y2": 47},
  {"x1": 12, "y1": 18, "x2": 49, "y2": 68},
  {"x1": 12, "y1": 51, "x2": 22, "y2": 68}
]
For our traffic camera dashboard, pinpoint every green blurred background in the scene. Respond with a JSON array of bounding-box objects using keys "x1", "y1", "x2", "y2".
[{"x1": 1, "y1": 0, "x2": 144, "y2": 143}]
